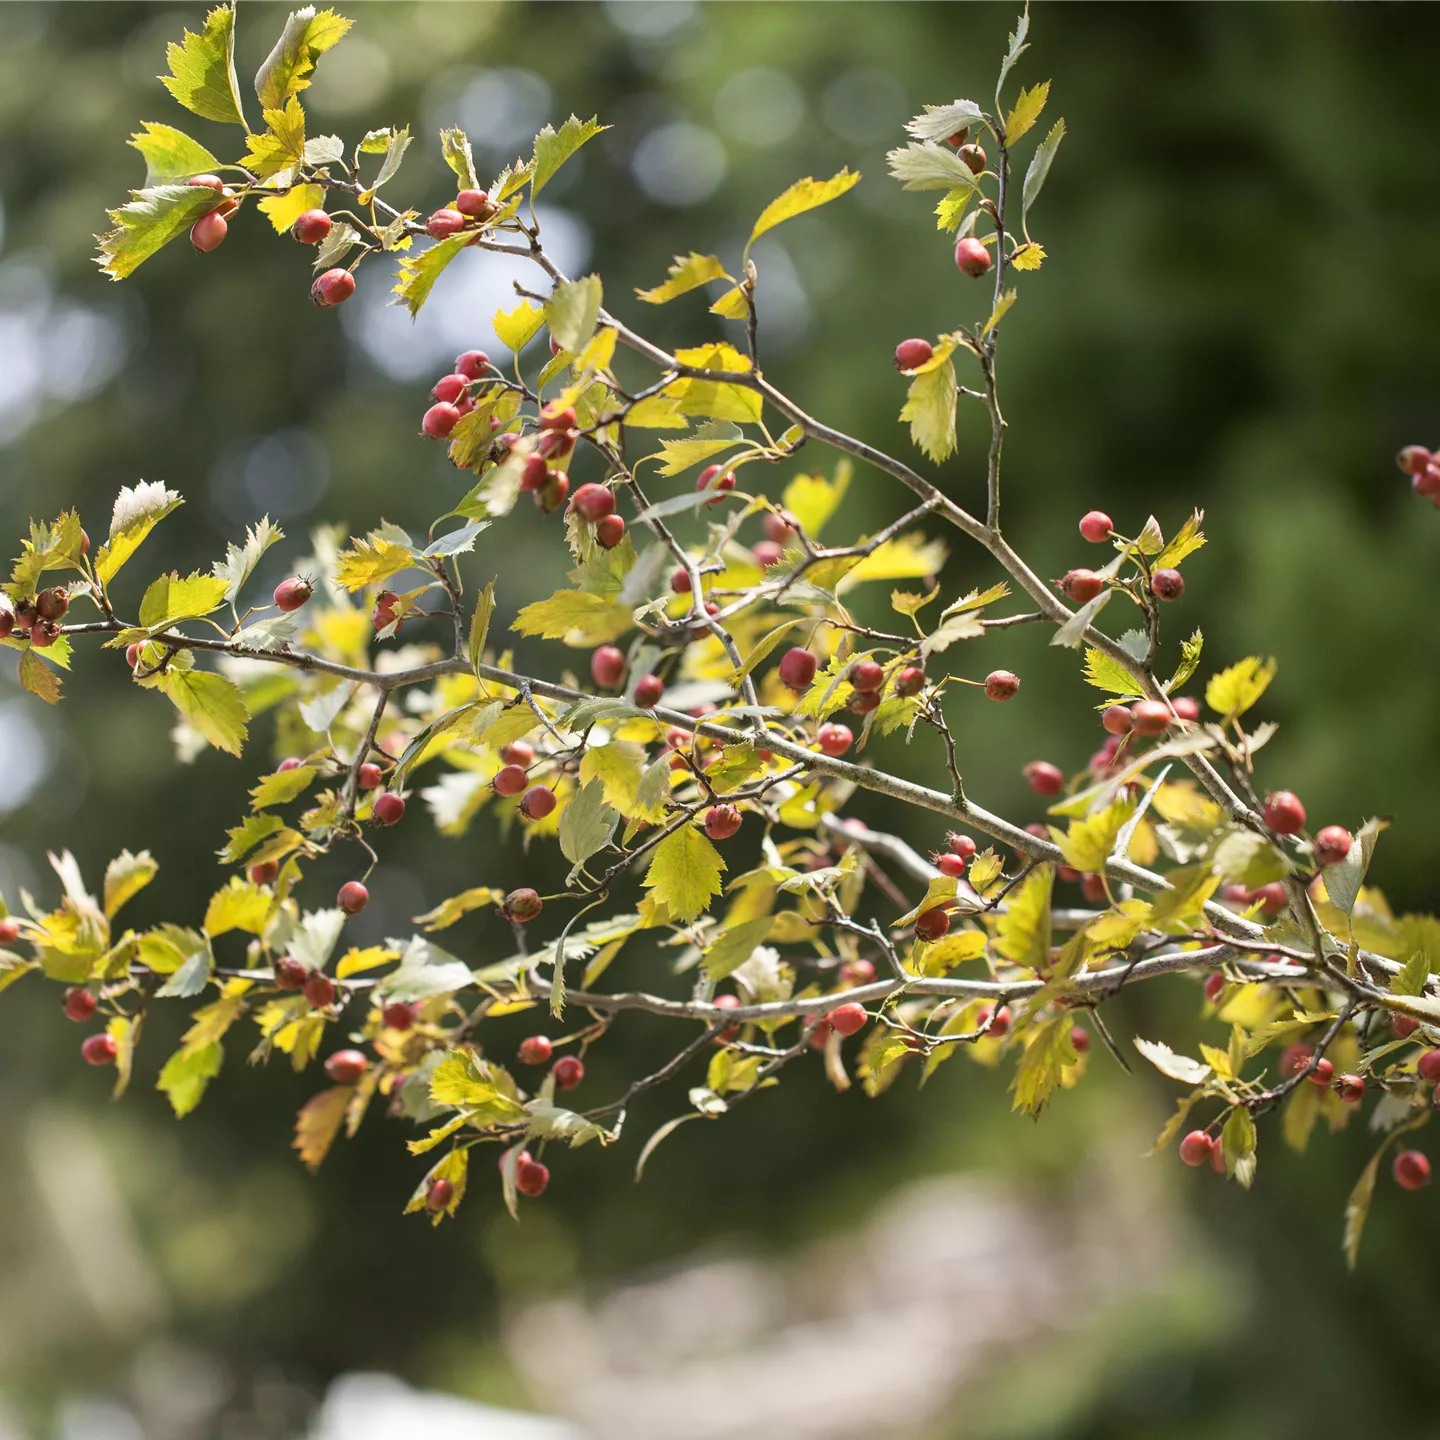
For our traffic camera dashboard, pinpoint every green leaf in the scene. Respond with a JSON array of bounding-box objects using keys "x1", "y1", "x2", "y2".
[
  {"x1": 1167, "y1": 628, "x2": 1204, "y2": 695},
  {"x1": 558, "y1": 778, "x2": 618, "y2": 877},
  {"x1": 1005, "y1": 80, "x2": 1049, "y2": 143},
  {"x1": 127, "y1": 123, "x2": 219, "y2": 185},
  {"x1": 1010, "y1": 1017, "x2": 1077, "y2": 1117},
  {"x1": 637, "y1": 252, "x2": 729, "y2": 304},
  {"x1": 1082, "y1": 646, "x2": 1142, "y2": 700},
  {"x1": 250, "y1": 765, "x2": 317, "y2": 809},
  {"x1": 213, "y1": 516, "x2": 283, "y2": 604},
  {"x1": 644, "y1": 826, "x2": 726, "y2": 924},
  {"x1": 1343, "y1": 1148, "x2": 1383, "y2": 1271},
  {"x1": 887, "y1": 142, "x2": 981, "y2": 193},
  {"x1": 1325, "y1": 816, "x2": 1388, "y2": 917},
  {"x1": 1389, "y1": 948, "x2": 1431, "y2": 999},
  {"x1": 1221, "y1": 1105, "x2": 1258, "y2": 1188},
  {"x1": 1054, "y1": 797, "x2": 1134, "y2": 873},
  {"x1": 512, "y1": 590, "x2": 632, "y2": 647},
  {"x1": 991, "y1": 863, "x2": 1052, "y2": 971},
  {"x1": 104, "y1": 850, "x2": 157, "y2": 920},
  {"x1": 161, "y1": 670, "x2": 249, "y2": 756},
  {"x1": 18, "y1": 650, "x2": 62, "y2": 705},
  {"x1": 138, "y1": 571, "x2": 230, "y2": 630},
  {"x1": 1154, "y1": 508, "x2": 1206, "y2": 570},
  {"x1": 1050, "y1": 589, "x2": 1110, "y2": 650},
  {"x1": 467, "y1": 580, "x2": 496, "y2": 672},
  {"x1": 219, "y1": 813, "x2": 281, "y2": 864},
  {"x1": 905, "y1": 101, "x2": 986, "y2": 143},
  {"x1": 1021, "y1": 118, "x2": 1065, "y2": 219},
  {"x1": 96, "y1": 481, "x2": 184, "y2": 586},
  {"x1": 333, "y1": 531, "x2": 415, "y2": 591},
  {"x1": 899, "y1": 354, "x2": 958, "y2": 463},
  {"x1": 749, "y1": 168, "x2": 859, "y2": 248},
  {"x1": 440, "y1": 128, "x2": 480, "y2": 191},
  {"x1": 255, "y1": 6, "x2": 352, "y2": 112},
  {"x1": 203, "y1": 877, "x2": 271, "y2": 937},
  {"x1": 391, "y1": 231, "x2": 473, "y2": 318},
  {"x1": 703, "y1": 916, "x2": 774, "y2": 983},
  {"x1": 997, "y1": 7, "x2": 1031, "y2": 96},
  {"x1": 358, "y1": 124, "x2": 411, "y2": 201},
  {"x1": 96, "y1": 183, "x2": 219, "y2": 280},
  {"x1": 8, "y1": 510, "x2": 85, "y2": 595},
  {"x1": 157, "y1": 1041, "x2": 223, "y2": 1118},
  {"x1": 1146, "y1": 862, "x2": 1220, "y2": 929},
  {"x1": 657, "y1": 420, "x2": 744, "y2": 477},
  {"x1": 636, "y1": 1114, "x2": 703, "y2": 1180},
  {"x1": 983, "y1": 288, "x2": 1017, "y2": 337},
  {"x1": 494, "y1": 300, "x2": 545, "y2": 352},
  {"x1": 531, "y1": 115, "x2": 607, "y2": 197},
  {"x1": 1204, "y1": 655, "x2": 1276, "y2": 721},
  {"x1": 161, "y1": 3, "x2": 247, "y2": 128},
  {"x1": 546, "y1": 274, "x2": 603, "y2": 354},
  {"x1": 375, "y1": 937, "x2": 474, "y2": 1003}
]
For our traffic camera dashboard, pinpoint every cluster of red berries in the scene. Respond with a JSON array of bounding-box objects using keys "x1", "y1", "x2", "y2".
[
  {"x1": 419, "y1": 349, "x2": 494, "y2": 441},
  {"x1": 0, "y1": 585, "x2": 68, "y2": 648},
  {"x1": 500, "y1": 402, "x2": 580, "y2": 515},
  {"x1": 490, "y1": 739, "x2": 560, "y2": 824},
  {"x1": 1397, "y1": 444, "x2": 1440, "y2": 505},
  {"x1": 185, "y1": 174, "x2": 239, "y2": 254}
]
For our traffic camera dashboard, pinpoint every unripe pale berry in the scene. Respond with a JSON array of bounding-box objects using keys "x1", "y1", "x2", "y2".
[
  {"x1": 311, "y1": 268, "x2": 355, "y2": 307},
  {"x1": 705, "y1": 804, "x2": 742, "y2": 841},
  {"x1": 338, "y1": 881, "x2": 369, "y2": 915},
  {"x1": 1079, "y1": 510, "x2": 1114, "y2": 543},
  {"x1": 382, "y1": 1001, "x2": 417, "y2": 1031},
  {"x1": 954, "y1": 236, "x2": 992, "y2": 277},
  {"x1": 190, "y1": 211, "x2": 228, "y2": 251},
  {"x1": 274, "y1": 957, "x2": 307, "y2": 991},
  {"x1": 325, "y1": 1049, "x2": 368, "y2": 1084},
  {"x1": 914, "y1": 907, "x2": 950, "y2": 942},
  {"x1": 595, "y1": 514, "x2": 626, "y2": 549},
  {"x1": 948, "y1": 832, "x2": 977, "y2": 860},
  {"x1": 1179, "y1": 1130, "x2": 1214, "y2": 1167},
  {"x1": 1393, "y1": 1149, "x2": 1431, "y2": 1191},
  {"x1": 1314, "y1": 825, "x2": 1352, "y2": 867},
  {"x1": 0, "y1": 916, "x2": 20, "y2": 944},
  {"x1": 894, "y1": 338, "x2": 934, "y2": 371},
  {"x1": 570, "y1": 483, "x2": 615, "y2": 522},
  {"x1": 827, "y1": 1002, "x2": 868, "y2": 1037},
  {"x1": 591, "y1": 645, "x2": 626, "y2": 689},
  {"x1": 552, "y1": 1054, "x2": 585, "y2": 1090},
  {"x1": 455, "y1": 189, "x2": 494, "y2": 218},
  {"x1": 503, "y1": 888, "x2": 543, "y2": 924},
  {"x1": 894, "y1": 665, "x2": 925, "y2": 697},
  {"x1": 1336, "y1": 1073, "x2": 1365, "y2": 1104},
  {"x1": 1396, "y1": 445, "x2": 1432, "y2": 476},
  {"x1": 423, "y1": 402, "x2": 462, "y2": 439},
  {"x1": 500, "y1": 741, "x2": 534, "y2": 767},
  {"x1": 426, "y1": 1177, "x2": 455, "y2": 1212},
  {"x1": 633, "y1": 673, "x2": 664, "y2": 709},
  {"x1": 1263, "y1": 790, "x2": 1306, "y2": 835},
  {"x1": 432, "y1": 372, "x2": 468, "y2": 404},
  {"x1": 1024, "y1": 760, "x2": 1065, "y2": 796},
  {"x1": 519, "y1": 785, "x2": 556, "y2": 820},
  {"x1": 978, "y1": 1003, "x2": 1011, "y2": 1038},
  {"x1": 1151, "y1": 568, "x2": 1185, "y2": 601},
  {"x1": 518, "y1": 1035, "x2": 553, "y2": 1066},
  {"x1": 291, "y1": 209, "x2": 332, "y2": 245},
  {"x1": 493, "y1": 764, "x2": 528, "y2": 796},
  {"x1": 1130, "y1": 699, "x2": 1172, "y2": 736},
  {"x1": 64, "y1": 987, "x2": 97, "y2": 1022},
  {"x1": 984, "y1": 670, "x2": 1019, "y2": 701},
  {"x1": 373, "y1": 792, "x2": 406, "y2": 826},
  {"x1": 711, "y1": 992, "x2": 742, "y2": 1043},
  {"x1": 778, "y1": 647, "x2": 817, "y2": 690},
  {"x1": 273, "y1": 576, "x2": 312, "y2": 611},
  {"x1": 1060, "y1": 569, "x2": 1104, "y2": 604},
  {"x1": 455, "y1": 350, "x2": 490, "y2": 379},
  {"x1": 817, "y1": 723, "x2": 852, "y2": 757},
  {"x1": 426, "y1": 208, "x2": 466, "y2": 239},
  {"x1": 849, "y1": 659, "x2": 885, "y2": 692},
  {"x1": 1417, "y1": 1049, "x2": 1440, "y2": 1082},
  {"x1": 358, "y1": 762, "x2": 383, "y2": 790},
  {"x1": 82, "y1": 1033, "x2": 118, "y2": 1066},
  {"x1": 957, "y1": 143, "x2": 986, "y2": 174},
  {"x1": 1101, "y1": 704, "x2": 1134, "y2": 736},
  {"x1": 1171, "y1": 695, "x2": 1200, "y2": 722},
  {"x1": 303, "y1": 971, "x2": 337, "y2": 1007}
]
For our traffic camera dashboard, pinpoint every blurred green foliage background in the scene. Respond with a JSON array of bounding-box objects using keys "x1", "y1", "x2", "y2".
[{"x1": 1, "y1": 2, "x2": 1439, "y2": 1436}]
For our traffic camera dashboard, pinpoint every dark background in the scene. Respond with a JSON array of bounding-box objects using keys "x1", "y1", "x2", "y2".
[{"x1": 1, "y1": 3, "x2": 1438, "y2": 1436}]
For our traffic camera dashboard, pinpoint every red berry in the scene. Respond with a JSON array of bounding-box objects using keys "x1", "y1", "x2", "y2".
[
  {"x1": 1171, "y1": 695, "x2": 1200, "y2": 722},
  {"x1": 595, "y1": 514, "x2": 626, "y2": 549},
  {"x1": 534, "y1": 471, "x2": 569, "y2": 512},
  {"x1": 248, "y1": 858, "x2": 279, "y2": 885},
  {"x1": 753, "y1": 540, "x2": 783, "y2": 568},
  {"x1": 841, "y1": 958, "x2": 876, "y2": 985},
  {"x1": 82, "y1": 1033, "x2": 118, "y2": 1066},
  {"x1": 954, "y1": 236, "x2": 992, "y2": 277},
  {"x1": 1060, "y1": 569, "x2": 1104, "y2": 604},
  {"x1": 455, "y1": 189, "x2": 493, "y2": 218},
  {"x1": 423, "y1": 402, "x2": 462, "y2": 439},
  {"x1": 519, "y1": 786, "x2": 556, "y2": 820},
  {"x1": 358, "y1": 762, "x2": 383, "y2": 790},
  {"x1": 1069, "y1": 1025, "x2": 1090, "y2": 1054},
  {"x1": 1023, "y1": 760, "x2": 1065, "y2": 796},
  {"x1": 311, "y1": 268, "x2": 356, "y2": 307},
  {"x1": 848, "y1": 689, "x2": 880, "y2": 716},
  {"x1": 373, "y1": 591, "x2": 400, "y2": 631},
  {"x1": 705, "y1": 805, "x2": 742, "y2": 841},
  {"x1": 633, "y1": 673, "x2": 664, "y2": 709},
  {"x1": 984, "y1": 670, "x2": 1020, "y2": 701},
  {"x1": 1251, "y1": 881, "x2": 1287, "y2": 915},
  {"x1": 1394, "y1": 1149, "x2": 1431, "y2": 1191},
  {"x1": 1079, "y1": 510, "x2": 1114, "y2": 543},
  {"x1": 1101, "y1": 704, "x2": 1133, "y2": 736},
  {"x1": 502, "y1": 887, "x2": 543, "y2": 923},
  {"x1": 382, "y1": 1001, "x2": 417, "y2": 1031},
  {"x1": 455, "y1": 350, "x2": 491, "y2": 380},
  {"x1": 763, "y1": 512, "x2": 797, "y2": 545},
  {"x1": 500, "y1": 741, "x2": 534, "y2": 767},
  {"x1": 36, "y1": 587, "x2": 69, "y2": 620},
  {"x1": 978, "y1": 1003, "x2": 1011, "y2": 1038},
  {"x1": 957, "y1": 143, "x2": 986, "y2": 174},
  {"x1": 540, "y1": 403, "x2": 577, "y2": 432},
  {"x1": 944, "y1": 128, "x2": 969, "y2": 148},
  {"x1": 1314, "y1": 825, "x2": 1352, "y2": 867},
  {"x1": 273, "y1": 576, "x2": 312, "y2": 611},
  {"x1": 893, "y1": 665, "x2": 925, "y2": 697},
  {"x1": 493, "y1": 764, "x2": 528, "y2": 796},
  {"x1": 0, "y1": 916, "x2": 19, "y2": 945},
  {"x1": 894, "y1": 338, "x2": 934, "y2": 371},
  {"x1": 817, "y1": 723, "x2": 852, "y2": 757},
  {"x1": 538, "y1": 429, "x2": 575, "y2": 460},
  {"x1": 848, "y1": 659, "x2": 885, "y2": 692},
  {"x1": 426, "y1": 1177, "x2": 455, "y2": 1212},
  {"x1": 432, "y1": 372, "x2": 468, "y2": 404},
  {"x1": 1418, "y1": 1049, "x2": 1440, "y2": 1082},
  {"x1": 591, "y1": 645, "x2": 626, "y2": 689},
  {"x1": 571, "y1": 483, "x2": 615, "y2": 522},
  {"x1": 303, "y1": 971, "x2": 337, "y2": 1007},
  {"x1": 1129, "y1": 699, "x2": 1171, "y2": 736},
  {"x1": 1393, "y1": 1014, "x2": 1421, "y2": 1039},
  {"x1": 1281, "y1": 1042, "x2": 1315, "y2": 1078},
  {"x1": 274, "y1": 957, "x2": 307, "y2": 991},
  {"x1": 0, "y1": 611, "x2": 13, "y2": 641},
  {"x1": 64, "y1": 987, "x2": 97, "y2": 1022},
  {"x1": 1150, "y1": 568, "x2": 1185, "y2": 601},
  {"x1": 1263, "y1": 791, "x2": 1306, "y2": 835},
  {"x1": 30, "y1": 618, "x2": 60, "y2": 648},
  {"x1": 190, "y1": 211, "x2": 228, "y2": 251},
  {"x1": 1416, "y1": 464, "x2": 1440, "y2": 498},
  {"x1": 827, "y1": 1002, "x2": 868, "y2": 1037},
  {"x1": 552, "y1": 1055, "x2": 585, "y2": 1090},
  {"x1": 1396, "y1": 445, "x2": 1432, "y2": 476},
  {"x1": 325, "y1": 1048, "x2": 368, "y2": 1084},
  {"x1": 1336, "y1": 1073, "x2": 1365, "y2": 1103},
  {"x1": 1308, "y1": 1057, "x2": 1335, "y2": 1087},
  {"x1": 518, "y1": 1035, "x2": 553, "y2": 1066},
  {"x1": 426, "y1": 208, "x2": 466, "y2": 239},
  {"x1": 914, "y1": 908, "x2": 950, "y2": 942},
  {"x1": 697, "y1": 464, "x2": 736, "y2": 500},
  {"x1": 711, "y1": 992, "x2": 743, "y2": 1043},
  {"x1": 948, "y1": 833, "x2": 977, "y2": 860},
  {"x1": 778, "y1": 647, "x2": 817, "y2": 691},
  {"x1": 373, "y1": 792, "x2": 406, "y2": 826},
  {"x1": 337, "y1": 881, "x2": 368, "y2": 915},
  {"x1": 807, "y1": 1017, "x2": 834, "y2": 1049},
  {"x1": 291, "y1": 209, "x2": 332, "y2": 245},
  {"x1": 516, "y1": 1156, "x2": 550, "y2": 1196},
  {"x1": 1179, "y1": 1130, "x2": 1214, "y2": 1167},
  {"x1": 1204, "y1": 972, "x2": 1225, "y2": 1003},
  {"x1": 1081, "y1": 873, "x2": 1107, "y2": 904},
  {"x1": 671, "y1": 567, "x2": 693, "y2": 595}
]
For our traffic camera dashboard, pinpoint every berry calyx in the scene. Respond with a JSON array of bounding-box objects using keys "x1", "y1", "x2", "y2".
[
  {"x1": 455, "y1": 350, "x2": 490, "y2": 379},
  {"x1": 1314, "y1": 825, "x2": 1352, "y2": 867},
  {"x1": 500, "y1": 741, "x2": 534, "y2": 767},
  {"x1": 1060, "y1": 568, "x2": 1104, "y2": 604},
  {"x1": 894, "y1": 338, "x2": 934, "y2": 371},
  {"x1": 273, "y1": 576, "x2": 312, "y2": 611},
  {"x1": 591, "y1": 644, "x2": 626, "y2": 689},
  {"x1": 82, "y1": 1033, "x2": 118, "y2": 1066},
  {"x1": 778, "y1": 647, "x2": 817, "y2": 691},
  {"x1": 633, "y1": 673, "x2": 664, "y2": 709},
  {"x1": 914, "y1": 907, "x2": 950, "y2": 942},
  {"x1": 516, "y1": 1156, "x2": 550, "y2": 1197},
  {"x1": 382, "y1": 1001, "x2": 417, "y2": 1031},
  {"x1": 1150, "y1": 568, "x2": 1185, "y2": 601},
  {"x1": 570, "y1": 482, "x2": 615, "y2": 522},
  {"x1": 422, "y1": 402, "x2": 462, "y2": 439},
  {"x1": 1336, "y1": 1073, "x2": 1365, "y2": 1103},
  {"x1": 816, "y1": 723, "x2": 853, "y2": 757},
  {"x1": 358, "y1": 762, "x2": 383, "y2": 790},
  {"x1": 827, "y1": 1002, "x2": 868, "y2": 1037},
  {"x1": 30, "y1": 619, "x2": 60, "y2": 647},
  {"x1": 984, "y1": 670, "x2": 1020, "y2": 701},
  {"x1": 502, "y1": 887, "x2": 543, "y2": 923},
  {"x1": 1023, "y1": 760, "x2": 1065, "y2": 796},
  {"x1": 64, "y1": 987, "x2": 97, "y2": 1022},
  {"x1": 432, "y1": 372, "x2": 468, "y2": 404},
  {"x1": 373, "y1": 792, "x2": 406, "y2": 826},
  {"x1": 303, "y1": 971, "x2": 337, "y2": 1007},
  {"x1": 311, "y1": 268, "x2": 355, "y2": 307},
  {"x1": 1079, "y1": 510, "x2": 1114, "y2": 542},
  {"x1": 1393, "y1": 1149, "x2": 1431, "y2": 1191},
  {"x1": 1179, "y1": 1130, "x2": 1214, "y2": 1167},
  {"x1": 518, "y1": 1035, "x2": 553, "y2": 1066},
  {"x1": 291, "y1": 209, "x2": 332, "y2": 245},
  {"x1": 274, "y1": 957, "x2": 307, "y2": 991},
  {"x1": 455, "y1": 189, "x2": 494, "y2": 218},
  {"x1": 948, "y1": 833, "x2": 977, "y2": 860},
  {"x1": 325, "y1": 1049, "x2": 368, "y2": 1084},
  {"x1": 337, "y1": 881, "x2": 369, "y2": 914},
  {"x1": 1101, "y1": 704, "x2": 1134, "y2": 736},
  {"x1": 1281, "y1": 1041, "x2": 1315, "y2": 1078},
  {"x1": 493, "y1": 764, "x2": 528, "y2": 796},
  {"x1": 519, "y1": 785, "x2": 556, "y2": 820},
  {"x1": 426, "y1": 208, "x2": 466, "y2": 239},
  {"x1": 1263, "y1": 790, "x2": 1307, "y2": 835},
  {"x1": 595, "y1": 515, "x2": 626, "y2": 549},
  {"x1": 552, "y1": 1054, "x2": 585, "y2": 1090},
  {"x1": 893, "y1": 665, "x2": 925, "y2": 697},
  {"x1": 425, "y1": 1177, "x2": 455, "y2": 1212},
  {"x1": 848, "y1": 659, "x2": 885, "y2": 692},
  {"x1": 954, "y1": 236, "x2": 992, "y2": 277},
  {"x1": 190, "y1": 211, "x2": 227, "y2": 251},
  {"x1": 705, "y1": 804, "x2": 742, "y2": 841}
]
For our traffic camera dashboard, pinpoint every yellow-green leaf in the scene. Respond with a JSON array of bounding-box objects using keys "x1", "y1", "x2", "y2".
[
  {"x1": 748, "y1": 168, "x2": 859, "y2": 249},
  {"x1": 18, "y1": 650, "x2": 62, "y2": 704},
  {"x1": 250, "y1": 765, "x2": 317, "y2": 809},
  {"x1": 1205, "y1": 656, "x2": 1276, "y2": 721},
  {"x1": 392, "y1": 232, "x2": 473, "y2": 318},
  {"x1": 333, "y1": 532, "x2": 415, "y2": 591},
  {"x1": 644, "y1": 825, "x2": 726, "y2": 924},
  {"x1": 531, "y1": 115, "x2": 607, "y2": 197},
  {"x1": 127, "y1": 122, "x2": 219, "y2": 185},
  {"x1": 161, "y1": 3, "x2": 246, "y2": 127},
  {"x1": 1010, "y1": 1017, "x2": 1076, "y2": 1116},
  {"x1": 1054, "y1": 797, "x2": 1134, "y2": 873},
  {"x1": 1083, "y1": 646, "x2": 1143, "y2": 699},
  {"x1": 546, "y1": 274, "x2": 602, "y2": 353},
  {"x1": 257, "y1": 182, "x2": 326, "y2": 234},
  {"x1": 1005, "y1": 80, "x2": 1049, "y2": 143},
  {"x1": 138, "y1": 571, "x2": 230, "y2": 629},
  {"x1": 203, "y1": 876, "x2": 271, "y2": 937},
  {"x1": 157, "y1": 1041, "x2": 223, "y2": 1117},
  {"x1": 104, "y1": 850, "x2": 157, "y2": 920},
  {"x1": 637, "y1": 252, "x2": 728, "y2": 304},
  {"x1": 494, "y1": 299, "x2": 545, "y2": 352},
  {"x1": 161, "y1": 670, "x2": 249, "y2": 756},
  {"x1": 899, "y1": 355, "x2": 958, "y2": 463},
  {"x1": 991, "y1": 863, "x2": 1052, "y2": 971},
  {"x1": 96, "y1": 184, "x2": 219, "y2": 281},
  {"x1": 293, "y1": 1084, "x2": 352, "y2": 1172},
  {"x1": 255, "y1": 6, "x2": 352, "y2": 111},
  {"x1": 512, "y1": 590, "x2": 632, "y2": 647}
]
